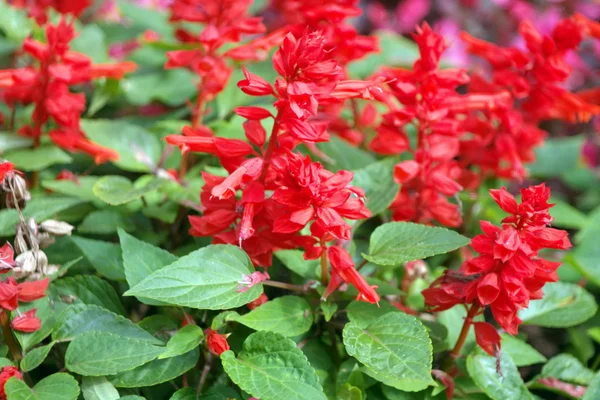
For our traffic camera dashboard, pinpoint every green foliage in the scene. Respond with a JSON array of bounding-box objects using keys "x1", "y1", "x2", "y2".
[
  {"x1": 363, "y1": 222, "x2": 470, "y2": 267},
  {"x1": 5, "y1": 373, "x2": 80, "y2": 400}
]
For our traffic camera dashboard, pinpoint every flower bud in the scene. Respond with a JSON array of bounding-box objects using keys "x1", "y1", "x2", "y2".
[
  {"x1": 205, "y1": 329, "x2": 230, "y2": 356},
  {"x1": 38, "y1": 232, "x2": 56, "y2": 249},
  {"x1": 39, "y1": 220, "x2": 74, "y2": 236}
]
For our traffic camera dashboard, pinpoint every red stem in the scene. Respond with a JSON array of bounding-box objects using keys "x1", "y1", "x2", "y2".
[
  {"x1": 0, "y1": 311, "x2": 21, "y2": 361},
  {"x1": 258, "y1": 116, "x2": 281, "y2": 183},
  {"x1": 449, "y1": 304, "x2": 480, "y2": 359},
  {"x1": 320, "y1": 238, "x2": 328, "y2": 284}
]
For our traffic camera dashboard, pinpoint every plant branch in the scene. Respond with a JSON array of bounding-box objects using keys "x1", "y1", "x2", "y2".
[{"x1": 0, "y1": 311, "x2": 22, "y2": 361}]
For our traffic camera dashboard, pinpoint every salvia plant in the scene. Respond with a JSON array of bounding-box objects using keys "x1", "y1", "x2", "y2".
[{"x1": 0, "y1": 0, "x2": 599, "y2": 399}]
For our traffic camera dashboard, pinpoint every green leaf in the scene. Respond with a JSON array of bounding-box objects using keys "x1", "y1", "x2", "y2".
[
  {"x1": 352, "y1": 159, "x2": 399, "y2": 216},
  {"x1": 550, "y1": 198, "x2": 588, "y2": 229},
  {"x1": 0, "y1": 1, "x2": 33, "y2": 41},
  {"x1": 232, "y1": 296, "x2": 313, "y2": 337},
  {"x1": 50, "y1": 275, "x2": 126, "y2": 315},
  {"x1": 363, "y1": 222, "x2": 470, "y2": 267},
  {"x1": 519, "y1": 282, "x2": 597, "y2": 327},
  {"x1": 500, "y1": 334, "x2": 546, "y2": 367},
  {"x1": 222, "y1": 331, "x2": 326, "y2": 400},
  {"x1": 20, "y1": 342, "x2": 56, "y2": 372},
  {"x1": 583, "y1": 373, "x2": 600, "y2": 400},
  {"x1": 539, "y1": 354, "x2": 595, "y2": 385},
  {"x1": 159, "y1": 325, "x2": 204, "y2": 359},
  {"x1": 0, "y1": 133, "x2": 33, "y2": 152},
  {"x1": 346, "y1": 300, "x2": 398, "y2": 329},
  {"x1": 342, "y1": 312, "x2": 434, "y2": 392},
  {"x1": 528, "y1": 136, "x2": 584, "y2": 178},
  {"x1": 81, "y1": 377, "x2": 120, "y2": 400},
  {"x1": 170, "y1": 388, "x2": 196, "y2": 400},
  {"x1": 199, "y1": 385, "x2": 241, "y2": 400},
  {"x1": 118, "y1": 229, "x2": 178, "y2": 306},
  {"x1": 320, "y1": 301, "x2": 338, "y2": 322},
  {"x1": 70, "y1": 236, "x2": 125, "y2": 281},
  {"x1": 337, "y1": 383, "x2": 363, "y2": 400},
  {"x1": 82, "y1": 119, "x2": 161, "y2": 172},
  {"x1": 41, "y1": 177, "x2": 100, "y2": 202},
  {"x1": 109, "y1": 348, "x2": 199, "y2": 388},
  {"x1": 71, "y1": 24, "x2": 108, "y2": 63},
  {"x1": 65, "y1": 331, "x2": 164, "y2": 376},
  {"x1": 53, "y1": 304, "x2": 162, "y2": 344},
  {"x1": 0, "y1": 197, "x2": 83, "y2": 237},
  {"x1": 275, "y1": 250, "x2": 319, "y2": 279},
  {"x1": 5, "y1": 373, "x2": 80, "y2": 400},
  {"x1": 123, "y1": 70, "x2": 197, "y2": 107},
  {"x1": 125, "y1": 244, "x2": 263, "y2": 310},
  {"x1": 79, "y1": 210, "x2": 135, "y2": 235},
  {"x1": 466, "y1": 348, "x2": 533, "y2": 400},
  {"x1": 93, "y1": 176, "x2": 165, "y2": 206},
  {"x1": 318, "y1": 136, "x2": 375, "y2": 172},
  {"x1": 3, "y1": 145, "x2": 72, "y2": 171}
]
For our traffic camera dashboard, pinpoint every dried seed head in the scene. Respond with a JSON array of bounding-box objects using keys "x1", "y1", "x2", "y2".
[
  {"x1": 14, "y1": 250, "x2": 48, "y2": 279},
  {"x1": 39, "y1": 220, "x2": 74, "y2": 236},
  {"x1": 13, "y1": 231, "x2": 29, "y2": 255},
  {"x1": 38, "y1": 232, "x2": 56, "y2": 249}
]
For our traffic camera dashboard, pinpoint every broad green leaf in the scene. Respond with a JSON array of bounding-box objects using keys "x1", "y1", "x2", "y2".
[
  {"x1": 5, "y1": 373, "x2": 80, "y2": 400},
  {"x1": 65, "y1": 331, "x2": 164, "y2": 376},
  {"x1": 118, "y1": 229, "x2": 178, "y2": 306},
  {"x1": 170, "y1": 388, "x2": 196, "y2": 400},
  {"x1": 159, "y1": 325, "x2": 204, "y2": 359},
  {"x1": 109, "y1": 348, "x2": 199, "y2": 388},
  {"x1": 199, "y1": 385, "x2": 241, "y2": 400},
  {"x1": 81, "y1": 377, "x2": 120, "y2": 400},
  {"x1": 500, "y1": 334, "x2": 546, "y2": 367},
  {"x1": 20, "y1": 342, "x2": 56, "y2": 372},
  {"x1": 318, "y1": 136, "x2": 375, "y2": 172},
  {"x1": 69, "y1": 236, "x2": 125, "y2": 281},
  {"x1": 0, "y1": 1, "x2": 32, "y2": 41},
  {"x1": 572, "y1": 229, "x2": 600, "y2": 287},
  {"x1": 211, "y1": 311, "x2": 240, "y2": 330},
  {"x1": 0, "y1": 197, "x2": 83, "y2": 236},
  {"x1": 231, "y1": 296, "x2": 313, "y2": 337},
  {"x1": 421, "y1": 320, "x2": 448, "y2": 353},
  {"x1": 3, "y1": 145, "x2": 72, "y2": 171},
  {"x1": 528, "y1": 136, "x2": 584, "y2": 178},
  {"x1": 348, "y1": 31, "x2": 419, "y2": 78},
  {"x1": 342, "y1": 312, "x2": 434, "y2": 392},
  {"x1": 337, "y1": 383, "x2": 363, "y2": 400},
  {"x1": 550, "y1": 199, "x2": 588, "y2": 229},
  {"x1": 363, "y1": 222, "x2": 470, "y2": 267},
  {"x1": 53, "y1": 304, "x2": 162, "y2": 344},
  {"x1": 41, "y1": 177, "x2": 100, "y2": 202},
  {"x1": 71, "y1": 25, "x2": 108, "y2": 63},
  {"x1": 116, "y1": 0, "x2": 173, "y2": 37},
  {"x1": 584, "y1": 373, "x2": 600, "y2": 400},
  {"x1": 79, "y1": 210, "x2": 135, "y2": 235},
  {"x1": 122, "y1": 70, "x2": 197, "y2": 107},
  {"x1": 539, "y1": 354, "x2": 595, "y2": 385},
  {"x1": 275, "y1": 250, "x2": 319, "y2": 279},
  {"x1": 346, "y1": 300, "x2": 398, "y2": 329},
  {"x1": 50, "y1": 275, "x2": 125, "y2": 315},
  {"x1": 125, "y1": 244, "x2": 263, "y2": 310},
  {"x1": 352, "y1": 159, "x2": 399, "y2": 216},
  {"x1": 380, "y1": 385, "x2": 424, "y2": 399},
  {"x1": 0, "y1": 133, "x2": 32, "y2": 152},
  {"x1": 82, "y1": 119, "x2": 161, "y2": 172},
  {"x1": 93, "y1": 176, "x2": 165, "y2": 206},
  {"x1": 466, "y1": 348, "x2": 533, "y2": 400},
  {"x1": 14, "y1": 297, "x2": 55, "y2": 351},
  {"x1": 222, "y1": 331, "x2": 326, "y2": 400},
  {"x1": 519, "y1": 282, "x2": 597, "y2": 327}
]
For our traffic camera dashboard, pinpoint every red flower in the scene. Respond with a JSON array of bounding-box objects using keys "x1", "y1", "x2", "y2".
[
  {"x1": 323, "y1": 246, "x2": 379, "y2": 304},
  {"x1": 11, "y1": 309, "x2": 41, "y2": 333},
  {"x1": 473, "y1": 322, "x2": 501, "y2": 357},
  {"x1": 17, "y1": 278, "x2": 49, "y2": 302},
  {"x1": 0, "y1": 243, "x2": 15, "y2": 273},
  {"x1": 247, "y1": 293, "x2": 268, "y2": 310},
  {"x1": 0, "y1": 278, "x2": 18, "y2": 311},
  {"x1": 0, "y1": 162, "x2": 14, "y2": 182},
  {"x1": 424, "y1": 184, "x2": 571, "y2": 342},
  {"x1": 0, "y1": 366, "x2": 22, "y2": 400},
  {"x1": 205, "y1": 329, "x2": 230, "y2": 356}
]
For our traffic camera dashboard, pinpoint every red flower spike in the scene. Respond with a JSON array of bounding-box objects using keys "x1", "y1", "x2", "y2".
[
  {"x1": 0, "y1": 243, "x2": 16, "y2": 272},
  {"x1": 11, "y1": 309, "x2": 42, "y2": 333},
  {"x1": 0, "y1": 366, "x2": 22, "y2": 400},
  {"x1": 205, "y1": 329, "x2": 230, "y2": 356}
]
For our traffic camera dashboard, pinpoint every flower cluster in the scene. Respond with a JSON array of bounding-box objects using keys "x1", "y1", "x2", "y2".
[
  {"x1": 0, "y1": 18, "x2": 135, "y2": 163},
  {"x1": 423, "y1": 184, "x2": 571, "y2": 353},
  {"x1": 0, "y1": 276, "x2": 49, "y2": 333},
  {"x1": 370, "y1": 23, "x2": 511, "y2": 227},
  {"x1": 167, "y1": 24, "x2": 381, "y2": 303},
  {"x1": 8, "y1": 0, "x2": 91, "y2": 25}
]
